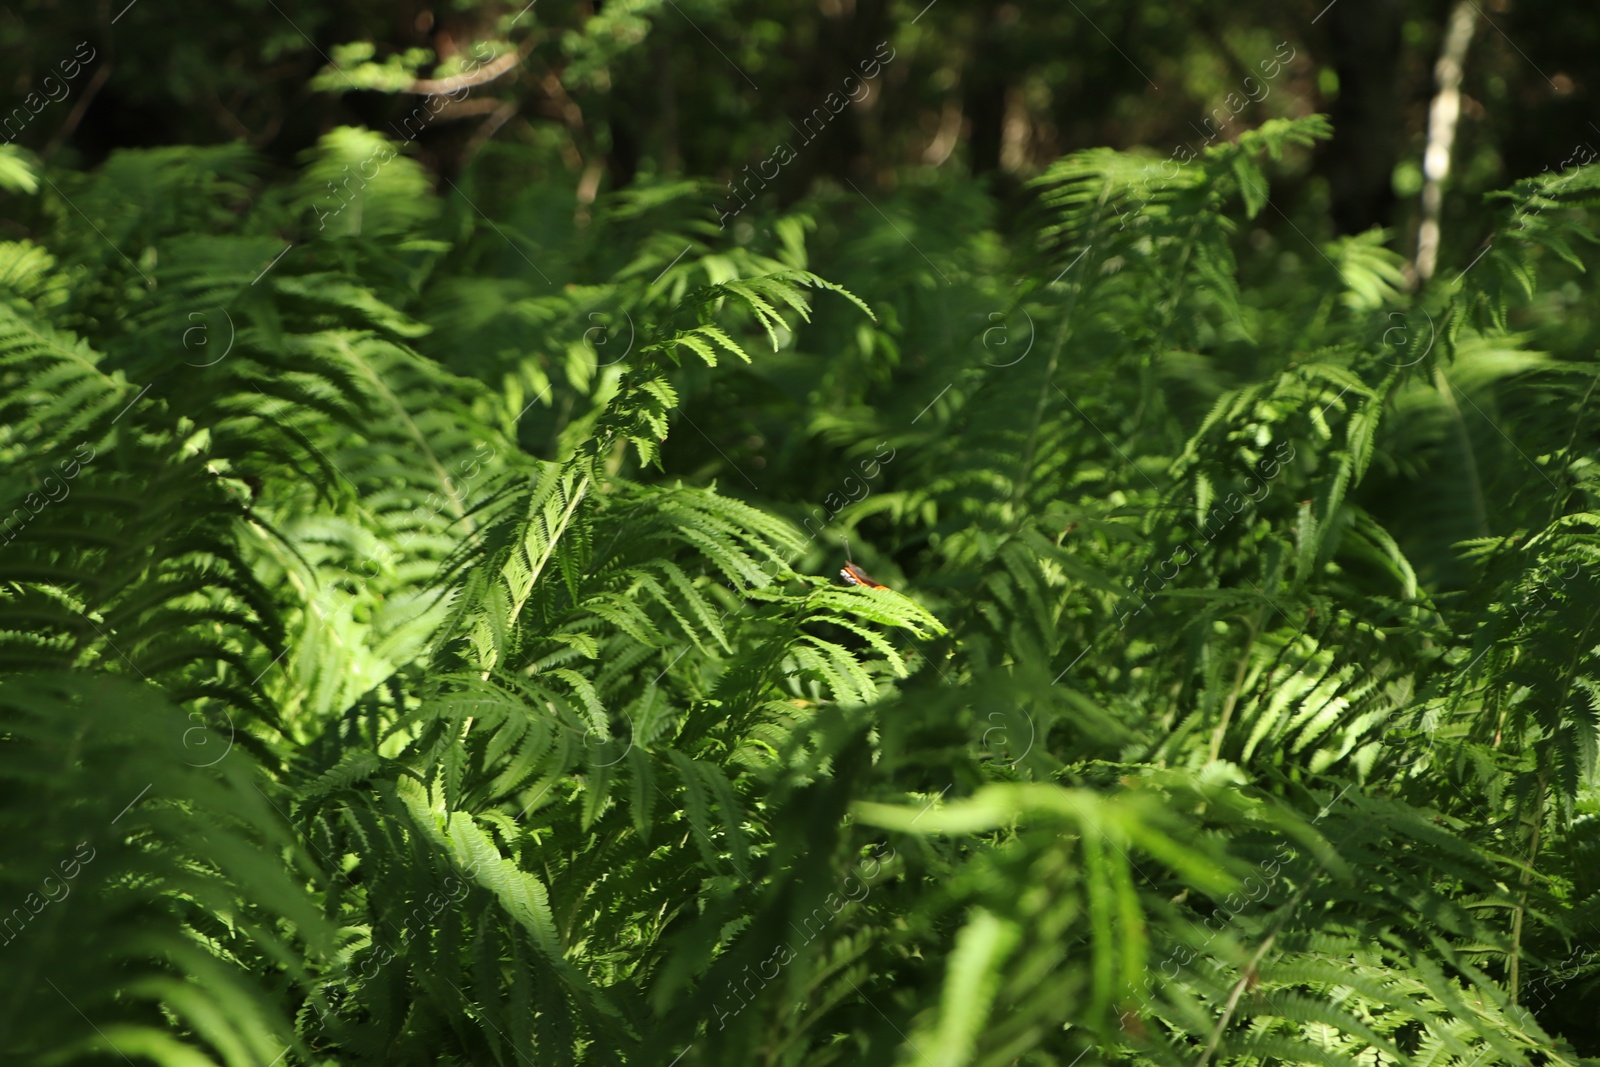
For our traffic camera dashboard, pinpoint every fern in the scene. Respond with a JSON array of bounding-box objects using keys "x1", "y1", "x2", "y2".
[{"x1": 4, "y1": 106, "x2": 1600, "y2": 1067}]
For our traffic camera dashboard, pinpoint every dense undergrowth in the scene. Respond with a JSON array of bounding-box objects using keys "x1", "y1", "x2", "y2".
[{"x1": 2, "y1": 111, "x2": 1600, "y2": 1065}]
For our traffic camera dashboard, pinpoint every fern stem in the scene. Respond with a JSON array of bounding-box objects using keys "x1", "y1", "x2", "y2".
[
  {"x1": 345, "y1": 336, "x2": 476, "y2": 531},
  {"x1": 1208, "y1": 610, "x2": 1263, "y2": 763},
  {"x1": 1508, "y1": 757, "x2": 1547, "y2": 1005},
  {"x1": 1511, "y1": 610, "x2": 1596, "y2": 998},
  {"x1": 1011, "y1": 310, "x2": 1071, "y2": 531},
  {"x1": 1432, "y1": 365, "x2": 1490, "y2": 538},
  {"x1": 1549, "y1": 361, "x2": 1600, "y2": 522},
  {"x1": 487, "y1": 475, "x2": 590, "y2": 682},
  {"x1": 1194, "y1": 881, "x2": 1310, "y2": 1067},
  {"x1": 1009, "y1": 183, "x2": 1110, "y2": 529},
  {"x1": 1136, "y1": 201, "x2": 1207, "y2": 431}
]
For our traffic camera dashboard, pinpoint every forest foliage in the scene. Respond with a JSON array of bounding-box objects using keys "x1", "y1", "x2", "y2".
[{"x1": 3, "y1": 2, "x2": 1600, "y2": 1065}]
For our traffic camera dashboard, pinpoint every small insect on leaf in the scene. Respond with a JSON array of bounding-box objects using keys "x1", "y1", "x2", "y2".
[{"x1": 839, "y1": 561, "x2": 888, "y2": 589}]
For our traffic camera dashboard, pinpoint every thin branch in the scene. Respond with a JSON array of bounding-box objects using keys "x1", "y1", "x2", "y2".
[
  {"x1": 41, "y1": 63, "x2": 112, "y2": 160},
  {"x1": 462, "y1": 100, "x2": 521, "y2": 167},
  {"x1": 405, "y1": 45, "x2": 528, "y2": 95},
  {"x1": 422, "y1": 96, "x2": 510, "y2": 123}
]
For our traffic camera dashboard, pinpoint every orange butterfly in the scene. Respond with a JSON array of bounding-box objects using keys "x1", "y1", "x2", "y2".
[{"x1": 839, "y1": 561, "x2": 887, "y2": 589}]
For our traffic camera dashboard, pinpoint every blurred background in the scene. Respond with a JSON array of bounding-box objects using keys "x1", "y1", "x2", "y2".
[
  {"x1": 5, "y1": 0, "x2": 1594, "y2": 249},
  {"x1": 9, "y1": 0, "x2": 1593, "y2": 549}
]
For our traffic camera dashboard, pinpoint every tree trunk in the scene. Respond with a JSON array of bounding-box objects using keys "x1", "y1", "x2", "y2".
[{"x1": 1415, "y1": 0, "x2": 1477, "y2": 282}]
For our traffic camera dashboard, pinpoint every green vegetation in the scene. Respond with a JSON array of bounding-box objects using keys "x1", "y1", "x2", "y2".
[{"x1": 3, "y1": 2, "x2": 1599, "y2": 1064}]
